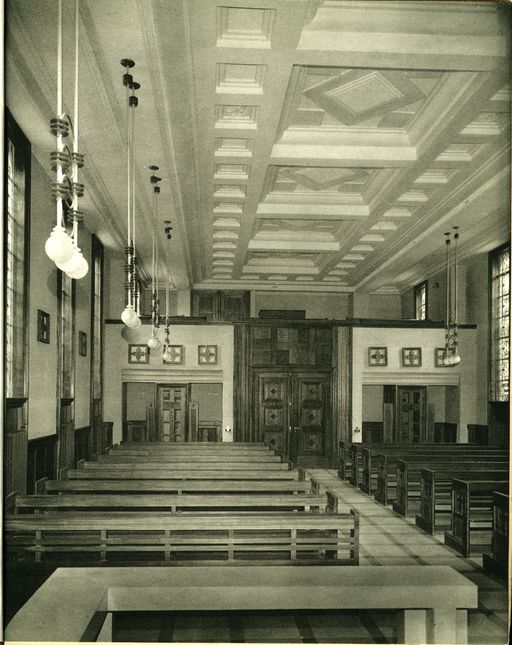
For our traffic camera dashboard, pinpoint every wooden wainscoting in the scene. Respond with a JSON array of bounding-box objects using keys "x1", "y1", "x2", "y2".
[
  {"x1": 74, "y1": 426, "x2": 92, "y2": 466},
  {"x1": 27, "y1": 435, "x2": 57, "y2": 494}
]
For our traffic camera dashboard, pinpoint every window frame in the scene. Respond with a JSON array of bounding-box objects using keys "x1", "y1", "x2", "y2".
[
  {"x1": 4, "y1": 109, "x2": 31, "y2": 401},
  {"x1": 413, "y1": 280, "x2": 428, "y2": 321},
  {"x1": 488, "y1": 243, "x2": 510, "y2": 403}
]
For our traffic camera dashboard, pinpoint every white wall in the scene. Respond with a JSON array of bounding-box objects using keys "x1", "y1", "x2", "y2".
[
  {"x1": 27, "y1": 156, "x2": 93, "y2": 438},
  {"x1": 104, "y1": 323, "x2": 235, "y2": 444},
  {"x1": 351, "y1": 326, "x2": 478, "y2": 443}
]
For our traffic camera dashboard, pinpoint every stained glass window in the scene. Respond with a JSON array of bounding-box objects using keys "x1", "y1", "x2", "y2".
[
  {"x1": 414, "y1": 281, "x2": 427, "y2": 320},
  {"x1": 490, "y1": 246, "x2": 510, "y2": 402}
]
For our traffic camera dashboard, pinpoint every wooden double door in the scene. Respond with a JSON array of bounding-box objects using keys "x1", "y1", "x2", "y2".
[{"x1": 255, "y1": 371, "x2": 331, "y2": 464}]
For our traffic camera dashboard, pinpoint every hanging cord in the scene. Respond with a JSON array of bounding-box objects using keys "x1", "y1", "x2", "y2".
[{"x1": 121, "y1": 59, "x2": 135, "y2": 308}]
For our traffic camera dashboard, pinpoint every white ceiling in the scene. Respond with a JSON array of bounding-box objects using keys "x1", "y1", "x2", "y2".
[{"x1": 6, "y1": 0, "x2": 511, "y2": 293}]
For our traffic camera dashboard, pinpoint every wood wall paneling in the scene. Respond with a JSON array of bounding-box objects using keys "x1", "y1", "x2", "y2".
[{"x1": 26, "y1": 434, "x2": 57, "y2": 494}]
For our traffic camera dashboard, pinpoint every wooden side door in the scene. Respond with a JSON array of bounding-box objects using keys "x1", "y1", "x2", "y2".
[
  {"x1": 255, "y1": 372, "x2": 290, "y2": 454},
  {"x1": 293, "y1": 373, "x2": 329, "y2": 461},
  {"x1": 397, "y1": 386, "x2": 427, "y2": 443},
  {"x1": 157, "y1": 385, "x2": 187, "y2": 442}
]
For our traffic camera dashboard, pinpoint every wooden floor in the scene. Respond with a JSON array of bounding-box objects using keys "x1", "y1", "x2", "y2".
[{"x1": 5, "y1": 470, "x2": 509, "y2": 643}]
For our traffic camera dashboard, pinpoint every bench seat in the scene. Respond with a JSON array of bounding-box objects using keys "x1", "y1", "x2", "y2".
[
  {"x1": 41, "y1": 479, "x2": 313, "y2": 495},
  {"x1": 66, "y1": 469, "x2": 303, "y2": 480},
  {"x1": 13, "y1": 493, "x2": 328, "y2": 513},
  {"x1": 5, "y1": 510, "x2": 359, "y2": 565}
]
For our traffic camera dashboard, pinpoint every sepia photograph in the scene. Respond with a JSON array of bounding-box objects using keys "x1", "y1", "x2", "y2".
[{"x1": 3, "y1": 0, "x2": 510, "y2": 643}]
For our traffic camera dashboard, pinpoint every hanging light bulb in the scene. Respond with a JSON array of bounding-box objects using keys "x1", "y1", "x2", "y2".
[
  {"x1": 119, "y1": 58, "x2": 141, "y2": 326},
  {"x1": 121, "y1": 304, "x2": 139, "y2": 328},
  {"x1": 47, "y1": 0, "x2": 87, "y2": 278},
  {"x1": 46, "y1": 0, "x2": 74, "y2": 264},
  {"x1": 443, "y1": 227, "x2": 461, "y2": 366},
  {"x1": 67, "y1": 251, "x2": 89, "y2": 279},
  {"x1": 147, "y1": 166, "x2": 162, "y2": 348},
  {"x1": 45, "y1": 225, "x2": 74, "y2": 263}
]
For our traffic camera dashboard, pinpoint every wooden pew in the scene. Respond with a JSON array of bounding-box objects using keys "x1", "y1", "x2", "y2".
[
  {"x1": 39, "y1": 478, "x2": 313, "y2": 495},
  {"x1": 337, "y1": 441, "x2": 352, "y2": 480},
  {"x1": 13, "y1": 492, "x2": 329, "y2": 513},
  {"x1": 413, "y1": 467, "x2": 509, "y2": 533},
  {"x1": 66, "y1": 468, "x2": 303, "y2": 481},
  {"x1": 81, "y1": 460, "x2": 291, "y2": 471},
  {"x1": 112, "y1": 443, "x2": 273, "y2": 452},
  {"x1": 5, "y1": 510, "x2": 359, "y2": 565},
  {"x1": 119, "y1": 442, "x2": 270, "y2": 449},
  {"x1": 345, "y1": 443, "x2": 504, "y2": 492},
  {"x1": 392, "y1": 460, "x2": 508, "y2": 517},
  {"x1": 373, "y1": 449, "x2": 508, "y2": 505},
  {"x1": 97, "y1": 453, "x2": 284, "y2": 464},
  {"x1": 483, "y1": 492, "x2": 509, "y2": 579},
  {"x1": 444, "y1": 478, "x2": 509, "y2": 557}
]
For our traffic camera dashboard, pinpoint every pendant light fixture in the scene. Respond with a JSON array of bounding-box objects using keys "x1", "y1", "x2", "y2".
[
  {"x1": 162, "y1": 223, "x2": 173, "y2": 363},
  {"x1": 147, "y1": 166, "x2": 162, "y2": 350},
  {"x1": 443, "y1": 226, "x2": 461, "y2": 366},
  {"x1": 45, "y1": 0, "x2": 88, "y2": 279},
  {"x1": 120, "y1": 58, "x2": 141, "y2": 329}
]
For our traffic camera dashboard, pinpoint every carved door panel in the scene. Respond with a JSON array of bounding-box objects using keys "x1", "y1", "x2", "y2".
[
  {"x1": 158, "y1": 385, "x2": 187, "y2": 442},
  {"x1": 397, "y1": 386, "x2": 427, "y2": 444},
  {"x1": 294, "y1": 374, "x2": 329, "y2": 458},
  {"x1": 256, "y1": 373, "x2": 290, "y2": 453},
  {"x1": 255, "y1": 372, "x2": 330, "y2": 459}
]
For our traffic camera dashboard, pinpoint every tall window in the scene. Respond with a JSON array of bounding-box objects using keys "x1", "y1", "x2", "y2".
[
  {"x1": 91, "y1": 236, "x2": 103, "y2": 401},
  {"x1": 414, "y1": 281, "x2": 427, "y2": 320},
  {"x1": 489, "y1": 246, "x2": 510, "y2": 402},
  {"x1": 58, "y1": 271, "x2": 75, "y2": 400},
  {"x1": 5, "y1": 114, "x2": 31, "y2": 399}
]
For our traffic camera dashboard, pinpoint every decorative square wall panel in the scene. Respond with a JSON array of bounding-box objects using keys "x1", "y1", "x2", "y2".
[
  {"x1": 215, "y1": 105, "x2": 258, "y2": 129},
  {"x1": 198, "y1": 345, "x2": 218, "y2": 365}
]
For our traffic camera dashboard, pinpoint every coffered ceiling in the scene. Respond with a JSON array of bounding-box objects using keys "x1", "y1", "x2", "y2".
[{"x1": 6, "y1": 0, "x2": 511, "y2": 294}]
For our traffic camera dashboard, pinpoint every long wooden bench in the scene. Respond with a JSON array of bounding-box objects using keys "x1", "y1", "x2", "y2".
[
  {"x1": 415, "y1": 467, "x2": 509, "y2": 534},
  {"x1": 374, "y1": 450, "x2": 508, "y2": 505},
  {"x1": 444, "y1": 478, "x2": 509, "y2": 557},
  {"x1": 39, "y1": 478, "x2": 314, "y2": 495},
  {"x1": 392, "y1": 460, "x2": 508, "y2": 517},
  {"x1": 66, "y1": 468, "x2": 303, "y2": 481},
  {"x1": 98, "y1": 453, "x2": 284, "y2": 464},
  {"x1": 483, "y1": 492, "x2": 509, "y2": 579},
  {"x1": 112, "y1": 444, "x2": 274, "y2": 454},
  {"x1": 119, "y1": 442, "x2": 270, "y2": 449},
  {"x1": 5, "y1": 565, "x2": 477, "y2": 645},
  {"x1": 13, "y1": 492, "x2": 329, "y2": 513},
  {"x1": 81, "y1": 460, "x2": 291, "y2": 471},
  {"x1": 5, "y1": 510, "x2": 359, "y2": 565}
]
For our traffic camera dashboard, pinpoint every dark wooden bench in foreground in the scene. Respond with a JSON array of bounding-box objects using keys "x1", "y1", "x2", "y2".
[
  {"x1": 13, "y1": 492, "x2": 329, "y2": 513},
  {"x1": 5, "y1": 565, "x2": 478, "y2": 644},
  {"x1": 483, "y1": 492, "x2": 509, "y2": 579},
  {"x1": 66, "y1": 468, "x2": 303, "y2": 481},
  {"x1": 5, "y1": 510, "x2": 359, "y2": 565},
  {"x1": 415, "y1": 468, "x2": 509, "y2": 534},
  {"x1": 444, "y1": 478, "x2": 509, "y2": 557},
  {"x1": 39, "y1": 478, "x2": 313, "y2": 495},
  {"x1": 392, "y1": 460, "x2": 508, "y2": 518}
]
